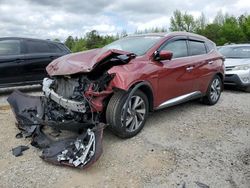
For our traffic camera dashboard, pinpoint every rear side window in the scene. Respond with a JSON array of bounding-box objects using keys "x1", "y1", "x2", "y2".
[
  {"x1": 48, "y1": 43, "x2": 64, "y2": 53},
  {"x1": 26, "y1": 40, "x2": 51, "y2": 54},
  {"x1": 189, "y1": 40, "x2": 207, "y2": 56},
  {"x1": 162, "y1": 40, "x2": 188, "y2": 58},
  {"x1": 0, "y1": 40, "x2": 21, "y2": 55},
  {"x1": 57, "y1": 43, "x2": 70, "y2": 53}
]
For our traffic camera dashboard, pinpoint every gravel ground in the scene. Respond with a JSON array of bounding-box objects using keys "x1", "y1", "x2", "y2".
[{"x1": 0, "y1": 87, "x2": 249, "y2": 188}]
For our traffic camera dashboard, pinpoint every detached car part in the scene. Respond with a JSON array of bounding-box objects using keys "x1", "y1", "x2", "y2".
[
  {"x1": 41, "y1": 126, "x2": 103, "y2": 168},
  {"x1": 8, "y1": 90, "x2": 105, "y2": 169},
  {"x1": 12, "y1": 145, "x2": 29, "y2": 157}
]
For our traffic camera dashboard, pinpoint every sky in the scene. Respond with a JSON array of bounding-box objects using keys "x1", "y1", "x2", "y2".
[{"x1": 0, "y1": 0, "x2": 249, "y2": 41}]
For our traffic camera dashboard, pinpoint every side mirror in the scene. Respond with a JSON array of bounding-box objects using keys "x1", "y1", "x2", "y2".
[{"x1": 155, "y1": 50, "x2": 173, "y2": 61}]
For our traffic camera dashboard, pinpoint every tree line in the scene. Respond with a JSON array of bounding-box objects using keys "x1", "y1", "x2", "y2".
[
  {"x1": 170, "y1": 10, "x2": 250, "y2": 45},
  {"x1": 63, "y1": 10, "x2": 250, "y2": 52}
]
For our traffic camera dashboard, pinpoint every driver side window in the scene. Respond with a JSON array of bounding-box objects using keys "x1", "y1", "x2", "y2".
[{"x1": 162, "y1": 40, "x2": 188, "y2": 59}]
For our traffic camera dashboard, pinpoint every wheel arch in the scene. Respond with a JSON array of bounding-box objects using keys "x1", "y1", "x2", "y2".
[
  {"x1": 129, "y1": 81, "x2": 154, "y2": 112},
  {"x1": 215, "y1": 72, "x2": 224, "y2": 91}
]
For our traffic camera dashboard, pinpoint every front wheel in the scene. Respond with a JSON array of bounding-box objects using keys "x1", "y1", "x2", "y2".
[
  {"x1": 106, "y1": 90, "x2": 149, "y2": 138},
  {"x1": 202, "y1": 75, "x2": 222, "y2": 105}
]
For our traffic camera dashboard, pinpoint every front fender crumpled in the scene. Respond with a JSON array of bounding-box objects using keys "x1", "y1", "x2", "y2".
[{"x1": 7, "y1": 90, "x2": 105, "y2": 169}]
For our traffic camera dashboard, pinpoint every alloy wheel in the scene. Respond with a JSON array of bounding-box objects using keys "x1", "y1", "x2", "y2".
[
  {"x1": 210, "y1": 78, "x2": 221, "y2": 102},
  {"x1": 121, "y1": 95, "x2": 146, "y2": 132}
]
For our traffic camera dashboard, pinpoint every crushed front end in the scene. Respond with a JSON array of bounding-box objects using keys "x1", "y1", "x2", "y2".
[
  {"x1": 7, "y1": 73, "x2": 115, "y2": 169},
  {"x1": 7, "y1": 51, "x2": 134, "y2": 169},
  {"x1": 42, "y1": 72, "x2": 114, "y2": 130}
]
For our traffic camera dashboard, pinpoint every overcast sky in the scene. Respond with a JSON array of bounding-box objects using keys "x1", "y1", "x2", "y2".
[{"x1": 0, "y1": 0, "x2": 249, "y2": 41}]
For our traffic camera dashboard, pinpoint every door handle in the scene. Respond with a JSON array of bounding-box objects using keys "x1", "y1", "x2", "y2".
[{"x1": 186, "y1": 66, "x2": 194, "y2": 71}]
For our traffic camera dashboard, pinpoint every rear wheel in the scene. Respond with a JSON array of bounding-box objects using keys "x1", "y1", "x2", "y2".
[
  {"x1": 202, "y1": 75, "x2": 222, "y2": 105},
  {"x1": 106, "y1": 90, "x2": 149, "y2": 138}
]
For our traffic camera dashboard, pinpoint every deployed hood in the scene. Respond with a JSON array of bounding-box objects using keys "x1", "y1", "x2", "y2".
[
  {"x1": 46, "y1": 48, "x2": 132, "y2": 76},
  {"x1": 224, "y1": 58, "x2": 250, "y2": 67}
]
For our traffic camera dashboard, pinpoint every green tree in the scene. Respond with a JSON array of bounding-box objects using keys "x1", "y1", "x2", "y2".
[
  {"x1": 170, "y1": 10, "x2": 196, "y2": 32},
  {"x1": 213, "y1": 11, "x2": 226, "y2": 25},
  {"x1": 135, "y1": 27, "x2": 167, "y2": 34},
  {"x1": 221, "y1": 16, "x2": 246, "y2": 44},
  {"x1": 200, "y1": 23, "x2": 225, "y2": 45},
  {"x1": 71, "y1": 38, "x2": 87, "y2": 52},
  {"x1": 85, "y1": 30, "x2": 103, "y2": 49},
  {"x1": 64, "y1": 36, "x2": 75, "y2": 50},
  {"x1": 196, "y1": 13, "x2": 207, "y2": 33},
  {"x1": 170, "y1": 10, "x2": 183, "y2": 31},
  {"x1": 239, "y1": 15, "x2": 250, "y2": 41}
]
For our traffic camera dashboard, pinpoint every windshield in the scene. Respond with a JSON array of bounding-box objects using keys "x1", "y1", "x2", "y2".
[
  {"x1": 103, "y1": 36, "x2": 162, "y2": 56},
  {"x1": 219, "y1": 46, "x2": 250, "y2": 58}
]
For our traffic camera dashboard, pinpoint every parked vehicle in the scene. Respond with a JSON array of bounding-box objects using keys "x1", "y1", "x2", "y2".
[
  {"x1": 8, "y1": 32, "x2": 225, "y2": 139},
  {"x1": 0, "y1": 37, "x2": 71, "y2": 87},
  {"x1": 219, "y1": 44, "x2": 250, "y2": 92}
]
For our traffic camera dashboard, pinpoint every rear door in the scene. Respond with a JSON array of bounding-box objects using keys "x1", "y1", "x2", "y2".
[
  {"x1": 0, "y1": 39, "x2": 26, "y2": 86},
  {"x1": 187, "y1": 39, "x2": 214, "y2": 92},
  {"x1": 157, "y1": 37, "x2": 199, "y2": 103},
  {"x1": 21, "y1": 39, "x2": 66, "y2": 82}
]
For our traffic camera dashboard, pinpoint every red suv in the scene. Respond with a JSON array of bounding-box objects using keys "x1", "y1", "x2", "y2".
[{"x1": 9, "y1": 32, "x2": 225, "y2": 139}]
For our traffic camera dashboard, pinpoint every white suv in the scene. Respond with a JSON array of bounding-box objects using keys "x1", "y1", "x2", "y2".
[{"x1": 219, "y1": 44, "x2": 250, "y2": 92}]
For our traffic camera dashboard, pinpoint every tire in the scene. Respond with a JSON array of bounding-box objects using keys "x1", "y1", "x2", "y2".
[
  {"x1": 202, "y1": 75, "x2": 222, "y2": 105},
  {"x1": 106, "y1": 90, "x2": 149, "y2": 138}
]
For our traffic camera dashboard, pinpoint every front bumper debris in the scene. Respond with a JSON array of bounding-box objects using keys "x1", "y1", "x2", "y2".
[
  {"x1": 7, "y1": 90, "x2": 105, "y2": 169},
  {"x1": 43, "y1": 78, "x2": 87, "y2": 113}
]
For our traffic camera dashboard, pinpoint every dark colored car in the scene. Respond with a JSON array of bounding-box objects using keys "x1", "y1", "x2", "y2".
[
  {"x1": 9, "y1": 32, "x2": 225, "y2": 139},
  {"x1": 0, "y1": 37, "x2": 70, "y2": 87}
]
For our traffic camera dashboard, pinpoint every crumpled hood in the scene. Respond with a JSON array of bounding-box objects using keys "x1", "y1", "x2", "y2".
[
  {"x1": 46, "y1": 48, "x2": 132, "y2": 76},
  {"x1": 224, "y1": 58, "x2": 250, "y2": 67}
]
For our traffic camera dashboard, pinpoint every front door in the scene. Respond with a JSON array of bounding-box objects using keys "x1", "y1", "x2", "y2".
[{"x1": 156, "y1": 38, "x2": 199, "y2": 104}]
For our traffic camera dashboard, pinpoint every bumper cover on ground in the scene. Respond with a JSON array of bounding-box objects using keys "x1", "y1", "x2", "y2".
[{"x1": 7, "y1": 90, "x2": 105, "y2": 169}]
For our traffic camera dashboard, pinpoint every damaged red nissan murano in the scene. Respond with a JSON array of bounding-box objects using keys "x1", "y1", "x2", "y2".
[{"x1": 8, "y1": 32, "x2": 225, "y2": 168}]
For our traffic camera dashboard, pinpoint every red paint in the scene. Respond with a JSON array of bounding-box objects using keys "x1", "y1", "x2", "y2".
[
  {"x1": 46, "y1": 49, "x2": 131, "y2": 76},
  {"x1": 85, "y1": 85, "x2": 113, "y2": 112}
]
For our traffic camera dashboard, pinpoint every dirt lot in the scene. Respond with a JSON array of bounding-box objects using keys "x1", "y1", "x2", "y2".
[{"x1": 0, "y1": 87, "x2": 249, "y2": 188}]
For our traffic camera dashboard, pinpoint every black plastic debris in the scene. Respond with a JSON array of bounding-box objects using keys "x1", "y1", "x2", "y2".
[
  {"x1": 15, "y1": 132, "x2": 23, "y2": 139},
  {"x1": 49, "y1": 129, "x2": 61, "y2": 137},
  {"x1": 12, "y1": 145, "x2": 29, "y2": 157},
  {"x1": 7, "y1": 90, "x2": 105, "y2": 169},
  {"x1": 30, "y1": 125, "x2": 53, "y2": 149},
  {"x1": 41, "y1": 125, "x2": 104, "y2": 169},
  {"x1": 23, "y1": 125, "x2": 37, "y2": 137}
]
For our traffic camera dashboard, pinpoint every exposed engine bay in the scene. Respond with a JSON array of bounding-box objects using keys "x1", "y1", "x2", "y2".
[
  {"x1": 42, "y1": 72, "x2": 114, "y2": 128},
  {"x1": 7, "y1": 52, "x2": 134, "y2": 169}
]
